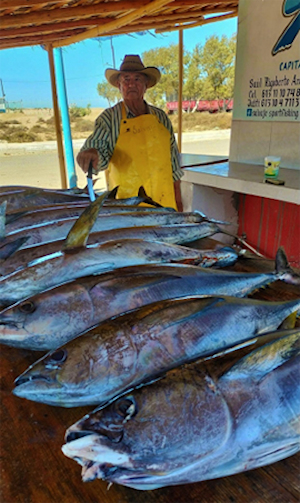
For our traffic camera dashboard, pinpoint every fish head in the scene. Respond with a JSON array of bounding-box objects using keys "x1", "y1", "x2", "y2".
[
  {"x1": 13, "y1": 323, "x2": 138, "y2": 407},
  {"x1": 62, "y1": 365, "x2": 231, "y2": 489},
  {"x1": 0, "y1": 283, "x2": 94, "y2": 351}
]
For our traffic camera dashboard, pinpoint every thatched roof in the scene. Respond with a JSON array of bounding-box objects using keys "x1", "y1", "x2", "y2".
[{"x1": 0, "y1": 0, "x2": 238, "y2": 50}]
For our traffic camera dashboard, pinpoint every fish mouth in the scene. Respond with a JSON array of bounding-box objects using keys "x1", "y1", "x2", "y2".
[
  {"x1": 62, "y1": 433, "x2": 164, "y2": 487},
  {"x1": 14, "y1": 374, "x2": 53, "y2": 387},
  {"x1": 0, "y1": 320, "x2": 28, "y2": 340},
  {"x1": 62, "y1": 433, "x2": 132, "y2": 470},
  {"x1": 81, "y1": 459, "x2": 163, "y2": 489},
  {"x1": 13, "y1": 373, "x2": 59, "y2": 401},
  {"x1": 12, "y1": 373, "x2": 91, "y2": 407},
  {"x1": 65, "y1": 430, "x2": 94, "y2": 443}
]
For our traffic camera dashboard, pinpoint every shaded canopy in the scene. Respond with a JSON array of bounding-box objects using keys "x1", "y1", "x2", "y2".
[{"x1": 0, "y1": 0, "x2": 238, "y2": 50}]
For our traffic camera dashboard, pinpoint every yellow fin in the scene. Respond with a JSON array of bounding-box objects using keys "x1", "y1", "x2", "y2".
[
  {"x1": 279, "y1": 311, "x2": 298, "y2": 329},
  {"x1": 62, "y1": 190, "x2": 110, "y2": 251}
]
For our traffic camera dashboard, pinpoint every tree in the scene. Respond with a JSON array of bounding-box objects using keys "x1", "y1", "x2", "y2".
[
  {"x1": 183, "y1": 46, "x2": 204, "y2": 101},
  {"x1": 142, "y1": 45, "x2": 191, "y2": 107},
  {"x1": 142, "y1": 45, "x2": 180, "y2": 106},
  {"x1": 96, "y1": 35, "x2": 236, "y2": 108},
  {"x1": 187, "y1": 34, "x2": 236, "y2": 103},
  {"x1": 97, "y1": 81, "x2": 120, "y2": 107}
]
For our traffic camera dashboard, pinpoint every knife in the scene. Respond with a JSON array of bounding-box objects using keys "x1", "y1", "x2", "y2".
[{"x1": 87, "y1": 161, "x2": 96, "y2": 202}]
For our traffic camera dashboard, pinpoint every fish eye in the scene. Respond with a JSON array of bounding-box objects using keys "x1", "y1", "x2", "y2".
[
  {"x1": 18, "y1": 301, "x2": 36, "y2": 314},
  {"x1": 115, "y1": 397, "x2": 137, "y2": 420},
  {"x1": 46, "y1": 349, "x2": 67, "y2": 366}
]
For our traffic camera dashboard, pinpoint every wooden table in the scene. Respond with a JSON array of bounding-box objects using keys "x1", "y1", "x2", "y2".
[{"x1": 1, "y1": 241, "x2": 300, "y2": 503}]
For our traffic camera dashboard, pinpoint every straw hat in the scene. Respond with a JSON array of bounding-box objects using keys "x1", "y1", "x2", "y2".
[{"x1": 105, "y1": 55, "x2": 161, "y2": 89}]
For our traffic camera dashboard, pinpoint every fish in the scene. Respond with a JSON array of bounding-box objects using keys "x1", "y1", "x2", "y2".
[
  {"x1": 0, "y1": 248, "x2": 297, "y2": 351},
  {"x1": 13, "y1": 296, "x2": 300, "y2": 407},
  {"x1": 5, "y1": 204, "x2": 176, "y2": 234},
  {"x1": 0, "y1": 192, "x2": 235, "y2": 308},
  {"x1": 104, "y1": 186, "x2": 164, "y2": 208},
  {"x1": 4, "y1": 210, "x2": 224, "y2": 249},
  {"x1": 0, "y1": 238, "x2": 240, "y2": 309},
  {"x1": 1, "y1": 185, "x2": 165, "y2": 213},
  {"x1": 0, "y1": 222, "x2": 221, "y2": 277},
  {"x1": 0, "y1": 236, "x2": 29, "y2": 261},
  {"x1": 61, "y1": 329, "x2": 300, "y2": 490},
  {"x1": 0, "y1": 202, "x2": 6, "y2": 238},
  {"x1": 0, "y1": 187, "x2": 90, "y2": 213},
  {"x1": 0, "y1": 185, "x2": 91, "y2": 195}
]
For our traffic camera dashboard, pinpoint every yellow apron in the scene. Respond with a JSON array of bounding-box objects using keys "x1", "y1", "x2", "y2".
[{"x1": 106, "y1": 103, "x2": 177, "y2": 209}]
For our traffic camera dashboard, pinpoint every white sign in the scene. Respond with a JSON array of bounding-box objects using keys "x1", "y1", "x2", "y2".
[{"x1": 233, "y1": 0, "x2": 300, "y2": 122}]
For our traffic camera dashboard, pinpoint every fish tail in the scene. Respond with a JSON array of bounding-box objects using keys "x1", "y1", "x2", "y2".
[
  {"x1": 275, "y1": 247, "x2": 300, "y2": 285},
  {"x1": 137, "y1": 186, "x2": 164, "y2": 208}
]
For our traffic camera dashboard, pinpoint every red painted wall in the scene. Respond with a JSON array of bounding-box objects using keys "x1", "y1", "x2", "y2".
[{"x1": 238, "y1": 195, "x2": 300, "y2": 268}]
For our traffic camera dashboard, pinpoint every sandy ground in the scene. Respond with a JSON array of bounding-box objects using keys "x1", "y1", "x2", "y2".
[
  {"x1": 0, "y1": 130, "x2": 230, "y2": 190},
  {"x1": 0, "y1": 108, "x2": 231, "y2": 190}
]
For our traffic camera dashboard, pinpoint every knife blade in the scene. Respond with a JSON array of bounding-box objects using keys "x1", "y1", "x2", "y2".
[{"x1": 87, "y1": 161, "x2": 96, "y2": 202}]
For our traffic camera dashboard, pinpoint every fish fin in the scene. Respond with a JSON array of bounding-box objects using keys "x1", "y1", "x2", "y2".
[
  {"x1": 5, "y1": 211, "x2": 29, "y2": 225},
  {"x1": 0, "y1": 202, "x2": 7, "y2": 238},
  {"x1": 107, "y1": 186, "x2": 119, "y2": 200},
  {"x1": 23, "y1": 188, "x2": 43, "y2": 199},
  {"x1": 137, "y1": 186, "x2": 164, "y2": 208},
  {"x1": 275, "y1": 247, "x2": 300, "y2": 285},
  {"x1": 221, "y1": 330, "x2": 300, "y2": 381},
  {"x1": 279, "y1": 311, "x2": 298, "y2": 330},
  {"x1": 0, "y1": 236, "x2": 29, "y2": 261},
  {"x1": 138, "y1": 186, "x2": 147, "y2": 198},
  {"x1": 193, "y1": 210, "x2": 229, "y2": 225},
  {"x1": 62, "y1": 190, "x2": 111, "y2": 252}
]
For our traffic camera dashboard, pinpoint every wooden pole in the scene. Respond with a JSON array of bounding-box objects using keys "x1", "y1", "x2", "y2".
[
  {"x1": 53, "y1": 0, "x2": 174, "y2": 48},
  {"x1": 156, "y1": 11, "x2": 237, "y2": 33},
  {"x1": 47, "y1": 44, "x2": 67, "y2": 189},
  {"x1": 177, "y1": 28, "x2": 183, "y2": 153}
]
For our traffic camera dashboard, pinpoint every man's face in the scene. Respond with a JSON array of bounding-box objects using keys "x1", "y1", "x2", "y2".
[{"x1": 118, "y1": 72, "x2": 148, "y2": 101}]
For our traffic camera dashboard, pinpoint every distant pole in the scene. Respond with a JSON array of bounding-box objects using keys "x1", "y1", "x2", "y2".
[
  {"x1": 178, "y1": 29, "x2": 183, "y2": 153},
  {"x1": 47, "y1": 45, "x2": 67, "y2": 189},
  {"x1": 53, "y1": 47, "x2": 77, "y2": 188}
]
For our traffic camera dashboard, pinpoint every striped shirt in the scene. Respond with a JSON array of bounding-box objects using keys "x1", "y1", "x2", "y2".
[{"x1": 80, "y1": 101, "x2": 183, "y2": 181}]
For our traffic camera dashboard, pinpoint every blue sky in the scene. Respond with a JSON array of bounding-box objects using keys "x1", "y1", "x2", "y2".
[{"x1": 0, "y1": 18, "x2": 237, "y2": 109}]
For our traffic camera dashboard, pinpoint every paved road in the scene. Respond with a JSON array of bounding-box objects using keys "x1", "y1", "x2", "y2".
[{"x1": 0, "y1": 130, "x2": 231, "y2": 189}]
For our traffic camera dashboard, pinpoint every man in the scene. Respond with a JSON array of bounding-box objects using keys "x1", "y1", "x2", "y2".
[{"x1": 77, "y1": 55, "x2": 183, "y2": 210}]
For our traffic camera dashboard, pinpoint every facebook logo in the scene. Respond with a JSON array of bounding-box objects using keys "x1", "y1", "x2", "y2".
[{"x1": 247, "y1": 108, "x2": 252, "y2": 116}]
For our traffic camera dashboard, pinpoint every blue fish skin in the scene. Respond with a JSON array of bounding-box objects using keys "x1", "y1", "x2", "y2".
[
  {"x1": 13, "y1": 296, "x2": 300, "y2": 407},
  {"x1": 0, "y1": 261, "x2": 293, "y2": 351},
  {"x1": 61, "y1": 330, "x2": 300, "y2": 490}
]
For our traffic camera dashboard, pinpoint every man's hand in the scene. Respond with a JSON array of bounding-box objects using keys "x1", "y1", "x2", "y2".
[{"x1": 76, "y1": 148, "x2": 99, "y2": 174}]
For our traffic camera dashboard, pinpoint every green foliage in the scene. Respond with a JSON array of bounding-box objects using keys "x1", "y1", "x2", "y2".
[
  {"x1": 186, "y1": 34, "x2": 236, "y2": 102},
  {"x1": 69, "y1": 103, "x2": 91, "y2": 120},
  {"x1": 142, "y1": 44, "x2": 184, "y2": 105},
  {"x1": 97, "y1": 82, "x2": 120, "y2": 107},
  {"x1": 95, "y1": 35, "x2": 236, "y2": 109}
]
